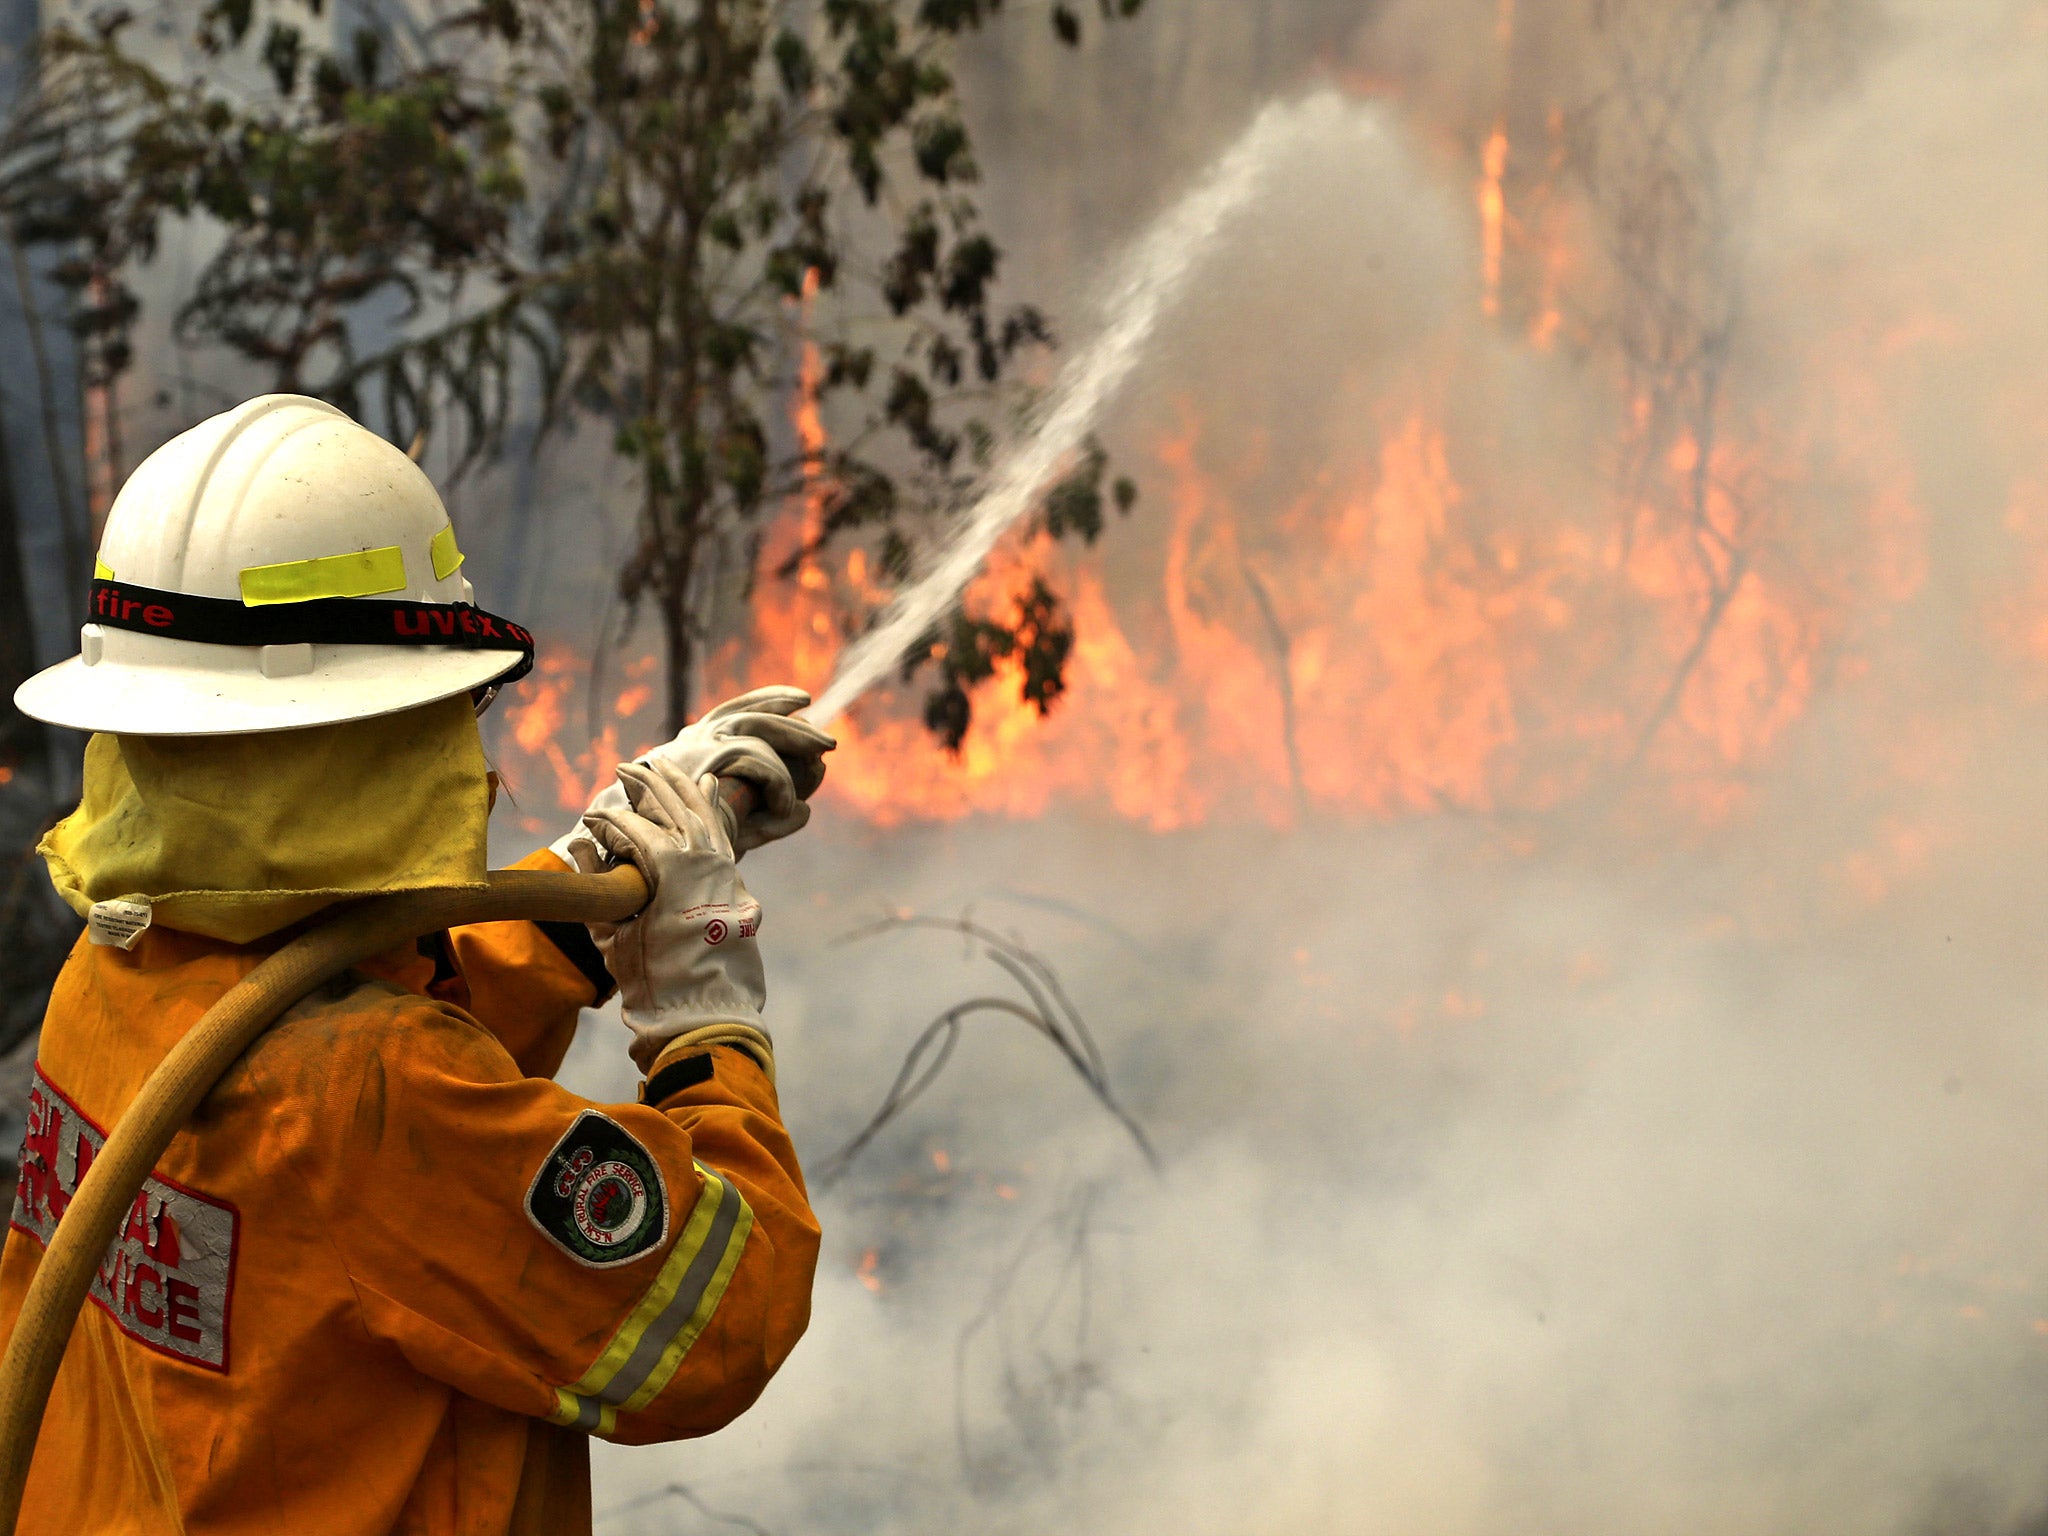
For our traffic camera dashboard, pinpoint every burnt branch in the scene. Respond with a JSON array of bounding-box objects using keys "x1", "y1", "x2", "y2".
[
  {"x1": 594, "y1": 1481, "x2": 775, "y2": 1535},
  {"x1": 1238, "y1": 555, "x2": 1307, "y2": 821},
  {"x1": 812, "y1": 915, "x2": 1158, "y2": 1190},
  {"x1": 953, "y1": 1183, "x2": 1109, "y2": 1486}
]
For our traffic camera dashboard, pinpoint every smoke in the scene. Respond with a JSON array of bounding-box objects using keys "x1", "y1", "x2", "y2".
[
  {"x1": 572, "y1": 808, "x2": 2048, "y2": 1534},
  {"x1": 522, "y1": 0, "x2": 2048, "y2": 1530}
]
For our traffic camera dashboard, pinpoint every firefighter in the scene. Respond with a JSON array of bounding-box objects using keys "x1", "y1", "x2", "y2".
[{"x1": 2, "y1": 394, "x2": 831, "y2": 1534}]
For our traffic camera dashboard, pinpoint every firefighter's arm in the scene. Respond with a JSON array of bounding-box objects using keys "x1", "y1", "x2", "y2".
[
  {"x1": 603, "y1": 1043, "x2": 814, "y2": 1442},
  {"x1": 296, "y1": 999, "x2": 818, "y2": 1442},
  {"x1": 444, "y1": 846, "x2": 614, "y2": 1079}
]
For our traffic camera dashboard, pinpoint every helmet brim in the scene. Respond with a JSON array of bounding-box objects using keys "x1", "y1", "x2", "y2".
[{"x1": 14, "y1": 644, "x2": 522, "y2": 736}]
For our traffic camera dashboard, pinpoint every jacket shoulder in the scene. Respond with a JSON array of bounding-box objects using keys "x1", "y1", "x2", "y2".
[{"x1": 221, "y1": 968, "x2": 518, "y2": 1117}]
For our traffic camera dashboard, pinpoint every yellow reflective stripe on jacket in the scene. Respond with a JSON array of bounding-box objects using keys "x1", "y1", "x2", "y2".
[
  {"x1": 238, "y1": 545, "x2": 407, "y2": 605},
  {"x1": 429, "y1": 524, "x2": 463, "y2": 581},
  {"x1": 617, "y1": 1196, "x2": 754, "y2": 1414},
  {"x1": 548, "y1": 1388, "x2": 617, "y2": 1437},
  {"x1": 547, "y1": 1162, "x2": 753, "y2": 1435}
]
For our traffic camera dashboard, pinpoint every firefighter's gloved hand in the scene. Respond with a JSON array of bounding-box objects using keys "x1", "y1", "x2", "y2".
[
  {"x1": 569, "y1": 762, "x2": 768, "y2": 1073},
  {"x1": 549, "y1": 685, "x2": 835, "y2": 863}
]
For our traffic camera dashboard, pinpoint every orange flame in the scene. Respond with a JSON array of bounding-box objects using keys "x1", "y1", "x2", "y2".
[
  {"x1": 1479, "y1": 124, "x2": 1510, "y2": 319},
  {"x1": 488, "y1": 102, "x2": 1935, "y2": 846},
  {"x1": 498, "y1": 381, "x2": 1895, "y2": 837}
]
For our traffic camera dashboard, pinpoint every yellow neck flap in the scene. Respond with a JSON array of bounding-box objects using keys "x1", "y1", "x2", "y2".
[{"x1": 41, "y1": 694, "x2": 491, "y2": 945}]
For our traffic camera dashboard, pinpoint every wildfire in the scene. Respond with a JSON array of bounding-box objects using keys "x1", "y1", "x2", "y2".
[
  {"x1": 498, "y1": 651, "x2": 643, "y2": 830},
  {"x1": 495, "y1": 389, "x2": 1898, "y2": 836},
  {"x1": 488, "y1": 86, "x2": 1939, "y2": 847}
]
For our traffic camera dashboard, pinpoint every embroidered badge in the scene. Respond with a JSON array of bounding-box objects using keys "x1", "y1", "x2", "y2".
[
  {"x1": 10, "y1": 1065, "x2": 239, "y2": 1371},
  {"x1": 526, "y1": 1112, "x2": 669, "y2": 1268}
]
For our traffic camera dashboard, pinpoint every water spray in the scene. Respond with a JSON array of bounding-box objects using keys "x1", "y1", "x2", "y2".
[{"x1": 806, "y1": 90, "x2": 1378, "y2": 729}]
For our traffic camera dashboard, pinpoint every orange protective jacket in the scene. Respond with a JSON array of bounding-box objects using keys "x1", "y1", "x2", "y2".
[{"x1": 0, "y1": 848, "x2": 820, "y2": 1535}]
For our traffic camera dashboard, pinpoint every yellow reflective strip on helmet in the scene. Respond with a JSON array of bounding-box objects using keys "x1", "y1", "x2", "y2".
[
  {"x1": 238, "y1": 545, "x2": 408, "y2": 606},
  {"x1": 93, "y1": 557, "x2": 113, "y2": 579},
  {"x1": 430, "y1": 523, "x2": 464, "y2": 581}
]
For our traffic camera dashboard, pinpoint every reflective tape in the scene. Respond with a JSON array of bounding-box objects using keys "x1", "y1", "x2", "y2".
[
  {"x1": 93, "y1": 557, "x2": 113, "y2": 579},
  {"x1": 549, "y1": 1387, "x2": 616, "y2": 1437},
  {"x1": 547, "y1": 1162, "x2": 753, "y2": 1436},
  {"x1": 238, "y1": 545, "x2": 407, "y2": 606},
  {"x1": 430, "y1": 524, "x2": 463, "y2": 581}
]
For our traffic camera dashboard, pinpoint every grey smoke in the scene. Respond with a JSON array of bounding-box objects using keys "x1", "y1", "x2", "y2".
[{"x1": 516, "y1": 0, "x2": 2048, "y2": 1531}]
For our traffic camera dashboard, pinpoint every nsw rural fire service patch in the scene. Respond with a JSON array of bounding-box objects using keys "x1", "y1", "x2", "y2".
[{"x1": 526, "y1": 1112, "x2": 669, "y2": 1268}]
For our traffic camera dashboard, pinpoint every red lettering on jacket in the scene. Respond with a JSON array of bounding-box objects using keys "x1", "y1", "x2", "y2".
[
  {"x1": 19, "y1": 1085, "x2": 66, "y2": 1224},
  {"x1": 166, "y1": 1281, "x2": 203, "y2": 1345},
  {"x1": 123, "y1": 1195, "x2": 150, "y2": 1247},
  {"x1": 9, "y1": 1065, "x2": 238, "y2": 1371},
  {"x1": 130, "y1": 1265, "x2": 165, "y2": 1329},
  {"x1": 146, "y1": 1204, "x2": 182, "y2": 1269}
]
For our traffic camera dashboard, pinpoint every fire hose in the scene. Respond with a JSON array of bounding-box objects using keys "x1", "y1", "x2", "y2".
[{"x1": 0, "y1": 773, "x2": 773, "y2": 1532}]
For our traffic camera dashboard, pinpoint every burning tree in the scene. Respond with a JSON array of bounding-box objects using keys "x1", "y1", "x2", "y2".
[
  {"x1": 7, "y1": 0, "x2": 1143, "y2": 737},
  {"x1": 1553, "y1": 0, "x2": 1871, "y2": 768}
]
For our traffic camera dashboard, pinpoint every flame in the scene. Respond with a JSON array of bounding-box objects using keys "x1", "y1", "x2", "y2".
[
  {"x1": 486, "y1": 92, "x2": 1939, "y2": 848},
  {"x1": 499, "y1": 649, "x2": 654, "y2": 831},
  {"x1": 1479, "y1": 125, "x2": 1510, "y2": 319},
  {"x1": 499, "y1": 399, "x2": 1880, "y2": 837},
  {"x1": 1527, "y1": 110, "x2": 1573, "y2": 350},
  {"x1": 705, "y1": 267, "x2": 886, "y2": 706},
  {"x1": 496, "y1": 374, "x2": 1894, "y2": 837},
  {"x1": 689, "y1": 371, "x2": 1850, "y2": 832},
  {"x1": 2000, "y1": 473, "x2": 2048, "y2": 669}
]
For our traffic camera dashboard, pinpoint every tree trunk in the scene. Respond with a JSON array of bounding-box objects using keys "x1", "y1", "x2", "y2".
[
  {"x1": 0, "y1": 414, "x2": 45, "y2": 768},
  {"x1": 0, "y1": 369, "x2": 75, "y2": 1074},
  {"x1": 662, "y1": 590, "x2": 695, "y2": 737}
]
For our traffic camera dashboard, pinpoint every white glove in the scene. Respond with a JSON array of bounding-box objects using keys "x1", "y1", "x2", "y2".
[
  {"x1": 549, "y1": 685, "x2": 835, "y2": 863},
  {"x1": 568, "y1": 762, "x2": 768, "y2": 1073}
]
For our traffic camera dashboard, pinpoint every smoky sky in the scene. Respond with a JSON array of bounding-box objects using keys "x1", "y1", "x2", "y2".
[{"x1": 517, "y1": 2, "x2": 2048, "y2": 1531}]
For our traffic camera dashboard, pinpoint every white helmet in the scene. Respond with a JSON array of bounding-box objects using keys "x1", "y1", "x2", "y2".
[{"x1": 13, "y1": 394, "x2": 532, "y2": 736}]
